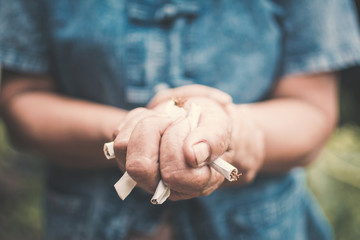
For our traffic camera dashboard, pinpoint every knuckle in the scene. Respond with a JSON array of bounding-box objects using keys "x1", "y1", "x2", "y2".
[
  {"x1": 192, "y1": 173, "x2": 209, "y2": 189},
  {"x1": 126, "y1": 157, "x2": 153, "y2": 181},
  {"x1": 161, "y1": 169, "x2": 177, "y2": 186},
  {"x1": 114, "y1": 138, "x2": 127, "y2": 150},
  {"x1": 136, "y1": 115, "x2": 161, "y2": 131}
]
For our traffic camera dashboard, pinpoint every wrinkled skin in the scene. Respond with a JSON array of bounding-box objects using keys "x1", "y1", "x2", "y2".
[{"x1": 112, "y1": 85, "x2": 265, "y2": 200}]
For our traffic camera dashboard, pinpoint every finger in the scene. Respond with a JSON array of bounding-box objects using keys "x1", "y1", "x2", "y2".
[
  {"x1": 114, "y1": 108, "x2": 157, "y2": 145},
  {"x1": 183, "y1": 103, "x2": 232, "y2": 168},
  {"x1": 168, "y1": 167, "x2": 224, "y2": 201},
  {"x1": 147, "y1": 84, "x2": 232, "y2": 108},
  {"x1": 112, "y1": 107, "x2": 147, "y2": 138},
  {"x1": 125, "y1": 116, "x2": 173, "y2": 193},
  {"x1": 112, "y1": 108, "x2": 150, "y2": 170},
  {"x1": 160, "y1": 117, "x2": 215, "y2": 194},
  {"x1": 113, "y1": 109, "x2": 164, "y2": 170}
]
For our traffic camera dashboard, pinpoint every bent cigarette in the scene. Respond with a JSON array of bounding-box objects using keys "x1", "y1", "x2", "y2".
[
  {"x1": 103, "y1": 100, "x2": 187, "y2": 201},
  {"x1": 151, "y1": 102, "x2": 241, "y2": 204},
  {"x1": 186, "y1": 103, "x2": 241, "y2": 182},
  {"x1": 103, "y1": 142, "x2": 115, "y2": 159},
  {"x1": 104, "y1": 141, "x2": 136, "y2": 199},
  {"x1": 211, "y1": 158, "x2": 242, "y2": 182},
  {"x1": 151, "y1": 180, "x2": 171, "y2": 205},
  {"x1": 103, "y1": 100, "x2": 241, "y2": 204},
  {"x1": 150, "y1": 103, "x2": 200, "y2": 204},
  {"x1": 114, "y1": 172, "x2": 137, "y2": 200},
  {"x1": 103, "y1": 142, "x2": 135, "y2": 199}
]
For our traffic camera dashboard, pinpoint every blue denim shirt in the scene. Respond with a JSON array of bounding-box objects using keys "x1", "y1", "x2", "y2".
[{"x1": 1, "y1": 0, "x2": 360, "y2": 239}]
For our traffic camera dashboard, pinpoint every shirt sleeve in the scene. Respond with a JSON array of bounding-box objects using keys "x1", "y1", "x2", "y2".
[
  {"x1": 274, "y1": 0, "x2": 360, "y2": 76},
  {"x1": 0, "y1": 0, "x2": 49, "y2": 74}
]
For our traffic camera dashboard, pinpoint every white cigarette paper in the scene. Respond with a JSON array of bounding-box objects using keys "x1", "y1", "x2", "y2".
[
  {"x1": 103, "y1": 100, "x2": 187, "y2": 202},
  {"x1": 151, "y1": 180, "x2": 171, "y2": 205},
  {"x1": 114, "y1": 172, "x2": 137, "y2": 200},
  {"x1": 150, "y1": 101, "x2": 188, "y2": 204},
  {"x1": 103, "y1": 141, "x2": 136, "y2": 199},
  {"x1": 151, "y1": 102, "x2": 241, "y2": 204},
  {"x1": 102, "y1": 100, "x2": 241, "y2": 204},
  {"x1": 210, "y1": 158, "x2": 241, "y2": 182},
  {"x1": 103, "y1": 141, "x2": 115, "y2": 159}
]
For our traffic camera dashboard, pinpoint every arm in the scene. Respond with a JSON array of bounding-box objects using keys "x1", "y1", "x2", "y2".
[
  {"x1": 248, "y1": 72, "x2": 338, "y2": 172},
  {"x1": 148, "y1": 72, "x2": 338, "y2": 195},
  {"x1": 0, "y1": 71, "x2": 231, "y2": 172},
  {"x1": 0, "y1": 71, "x2": 127, "y2": 168}
]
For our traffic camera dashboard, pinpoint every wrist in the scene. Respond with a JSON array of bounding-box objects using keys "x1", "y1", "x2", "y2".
[{"x1": 226, "y1": 104, "x2": 266, "y2": 181}]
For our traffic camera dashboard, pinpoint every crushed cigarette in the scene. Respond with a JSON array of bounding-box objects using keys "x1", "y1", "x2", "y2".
[
  {"x1": 103, "y1": 141, "x2": 137, "y2": 199},
  {"x1": 114, "y1": 172, "x2": 137, "y2": 200},
  {"x1": 103, "y1": 100, "x2": 187, "y2": 202},
  {"x1": 151, "y1": 101, "x2": 241, "y2": 204},
  {"x1": 151, "y1": 180, "x2": 171, "y2": 205},
  {"x1": 210, "y1": 158, "x2": 242, "y2": 182},
  {"x1": 103, "y1": 99, "x2": 241, "y2": 204},
  {"x1": 103, "y1": 142, "x2": 115, "y2": 159}
]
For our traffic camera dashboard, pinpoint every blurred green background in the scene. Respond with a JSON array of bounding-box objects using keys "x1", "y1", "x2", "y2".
[{"x1": 0, "y1": 68, "x2": 360, "y2": 240}]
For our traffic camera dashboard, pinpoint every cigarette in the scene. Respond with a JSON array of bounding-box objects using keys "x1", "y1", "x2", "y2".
[
  {"x1": 186, "y1": 103, "x2": 241, "y2": 182},
  {"x1": 103, "y1": 141, "x2": 137, "y2": 200},
  {"x1": 114, "y1": 172, "x2": 137, "y2": 200},
  {"x1": 211, "y1": 158, "x2": 242, "y2": 182},
  {"x1": 103, "y1": 100, "x2": 187, "y2": 201},
  {"x1": 150, "y1": 179, "x2": 171, "y2": 205},
  {"x1": 103, "y1": 100, "x2": 241, "y2": 204},
  {"x1": 152, "y1": 102, "x2": 240, "y2": 204},
  {"x1": 103, "y1": 142, "x2": 115, "y2": 159}
]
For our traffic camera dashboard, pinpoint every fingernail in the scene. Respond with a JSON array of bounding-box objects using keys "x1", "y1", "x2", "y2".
[{"x1": 193, "y1": 142, "x2": 210, "y2": 167}]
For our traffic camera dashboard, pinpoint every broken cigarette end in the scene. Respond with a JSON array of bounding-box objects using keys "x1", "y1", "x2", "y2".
[
  {"x1": 211, "y1": 158, "x2": 240, "y2": 182},
  {"x1": 104, "y1": 141, "x2": 116, "y2": 159},
  {"x1": 151, "y1": 180, "x2": 171, "y2": 205},
  {"x1": 229, "y1": 170, "x2": 242, "y2": 182},
  {"x1": 150, "y1": 199, "x2": 159, "y2": 204},
  {"x1": 114, "y1": 172, "x2": 137, "y2": 200}
]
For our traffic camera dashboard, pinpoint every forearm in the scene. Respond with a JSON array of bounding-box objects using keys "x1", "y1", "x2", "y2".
[
  {"x1": 1, "y1": 78, "x2": 127, "y2": 168},
  {"x1": 244, "y1": 97, "x2": 336, "y2": 172},
  {"x1": 234, "y1": 73, "x2": 338, "y2": 173}
]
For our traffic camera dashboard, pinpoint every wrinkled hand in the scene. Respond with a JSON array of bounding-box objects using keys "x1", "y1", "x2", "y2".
[
  {"x1": 112, "y1": 84, "x2": 265, "y2": 200},
  {"x1": 149, "y1": 86, "x2": 265, "y2": 190},
  {"x1": 112, "y1": 105, "x2": 172, "y2": 194},
  {"x1": 111, "y1": 85, "x2": 233, "y2": 196},
  {"x1": 159, "y1": 97, "x2": 234, "y2": 200}
]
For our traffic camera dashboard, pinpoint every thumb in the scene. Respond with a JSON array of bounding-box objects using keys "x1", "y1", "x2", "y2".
[{"x1": 183, "y1": 104, "x2": 232, "y2": 168}]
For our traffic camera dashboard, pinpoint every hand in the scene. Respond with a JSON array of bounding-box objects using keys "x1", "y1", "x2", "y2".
[
  {"x1": 159, "y1": 97, "x2": 233, "y2": 200},
  {"x1": 149, "y1": 85, "x2": 265, "y2": 186},
  {"x1": 111, "y1": 84, "x2": 232, "y2": 194},
  {"x1": 225, "y1": 104, "x2": 265, "y2": 184},
  {"x1": 112, "y1": 106, "x2": 173, "y2": 193}
]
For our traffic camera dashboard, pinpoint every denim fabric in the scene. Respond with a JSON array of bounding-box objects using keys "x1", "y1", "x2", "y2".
[
  {"x1": 1, "y1": 0, "x2": 360, "y2": 239},
  {"x1": 45, "y1": 167, "x2": 333, "y2": 240},
  {"x1": 1, "y1": 0, "x2": 360, "y2": 106}
]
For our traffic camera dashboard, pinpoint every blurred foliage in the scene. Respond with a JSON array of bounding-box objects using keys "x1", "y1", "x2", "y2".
[
  {"x1": 0, "y1": 121, "x2": 44, "y2": 240},
  {"x1": 307, "y1": 125, "x2": 360, "y2": 240}
]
